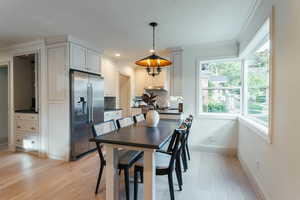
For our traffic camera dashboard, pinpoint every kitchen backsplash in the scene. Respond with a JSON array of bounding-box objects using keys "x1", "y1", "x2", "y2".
[{"x1": 104, "y1": 96, "x2": 116, "y2": 109}]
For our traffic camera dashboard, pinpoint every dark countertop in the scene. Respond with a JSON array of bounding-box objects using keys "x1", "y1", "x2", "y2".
[
  {"x1": 15, "y1": 110, "x2": 38, "y2": 114},
  {"x1": 104, "y1": 108, "x2": 123, "y2": 112},
  {"x1": 90, "y1": 119, "x2": 181, "y2": 149},
  {"x1": 158, "y1": 109, "x2": 183, "y2": 115}
]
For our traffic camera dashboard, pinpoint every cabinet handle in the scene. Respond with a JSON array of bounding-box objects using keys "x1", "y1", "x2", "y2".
[
  {"x1": 17, "y1": 126, "x2": 21, "y2": 128},
  {"x1": 31, "y1": 141, "x2": 35, "y2": 144},
  {"x1": 31, "y1": 127, "x2": 35, "y2": 130}
]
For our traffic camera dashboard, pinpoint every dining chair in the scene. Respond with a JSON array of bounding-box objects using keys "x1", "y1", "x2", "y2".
[
  {"x1": 185, "y1": 115, "x2": 194, "y2": 161},
  {"x1": 116, "y1": 117, "x2": 134, "y2": 129},
  {"x1": 91, "y1": 120, "x2": 143, "y2": 200},
  {"x1": 180, "y1": 120, "x2": 192, "y2": 172},
  {"x1": 133, "y1": 114, "x2": 145, "y2": 123},
  {"x1": 133, "y1": 128, "x2": 186, "y2": 200}
]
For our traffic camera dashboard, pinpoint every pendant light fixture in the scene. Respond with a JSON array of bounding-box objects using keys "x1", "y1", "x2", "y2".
[{"x1": 135, "y1": 22, "x2": 172, "y2": 77}]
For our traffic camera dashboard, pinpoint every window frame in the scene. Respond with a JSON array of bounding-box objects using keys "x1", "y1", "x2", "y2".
[
  {"x1": 240, "y1": 17, "x2": 273, "y2": 143},
  {"x1": 196, "y1": 58, "x2": 243, "y2": 119},
  {"x1": 195, "y1": 16, "x2": 273, "y2": 143}
]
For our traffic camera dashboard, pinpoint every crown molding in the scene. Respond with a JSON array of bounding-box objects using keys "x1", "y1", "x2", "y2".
[
  {"x1": 0, "y1": 40, "x2": 45, "y2": 52},
  {"x1": 237, "y1": 0, "x2": 263, "y2": 39}
]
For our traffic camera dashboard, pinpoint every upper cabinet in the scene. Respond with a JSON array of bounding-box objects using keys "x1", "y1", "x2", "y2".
[
  {"x1": 102, "y1": 57, "x2": 118, "y2": 96},
  {"x1": 169, "y1": 48, "x2": 183, "y2": 96},
  {"x1": 70, "y1": 43, "x2": 86, "y2": 70},
  {"x1": 69, "y1": 42, "x2": 101, "y2": 74},
  {"x1": 86, "y1": 49, "x2": 101, "y2": 74}
]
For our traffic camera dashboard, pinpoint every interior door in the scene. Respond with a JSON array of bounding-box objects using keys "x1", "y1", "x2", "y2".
[{"x1": 70, "y1": 71, "x2": 90, "y2": 159}]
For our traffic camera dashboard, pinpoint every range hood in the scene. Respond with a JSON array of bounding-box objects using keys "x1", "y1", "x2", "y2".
[{"x1": 145, "y1": 86, "x2": 168, "y2": 92}]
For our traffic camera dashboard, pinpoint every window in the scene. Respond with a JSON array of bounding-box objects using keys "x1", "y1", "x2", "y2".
[
  {"x1": 244, "y1": 32, "x2": 271, "y2": 127},
  {"x1": 199, "y1": 60, "x2": 242, "y2": 114}
]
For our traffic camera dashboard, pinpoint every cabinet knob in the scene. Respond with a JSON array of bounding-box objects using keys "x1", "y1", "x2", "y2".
[
  {"x1": 17, "y1": 126, "x2": 21, "y2": 128},
  {"x1": 31, "y1": 127, "x2": 35, "y2": 130}
]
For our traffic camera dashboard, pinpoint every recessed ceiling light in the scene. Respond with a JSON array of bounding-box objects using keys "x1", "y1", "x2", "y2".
[
  {"x1": 115, "y1": 53, "x2": 121, "y2": 57},
  {"x1": 149, "y1": 49, "x2": 155, "y2": 53}
]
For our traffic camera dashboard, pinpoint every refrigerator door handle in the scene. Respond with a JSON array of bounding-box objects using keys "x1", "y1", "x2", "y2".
[
  {"x1": 87, "y1": 84, "x2": 91, "y2": 123},
  {"x1": 91, "y1": 84, "x2": 94, "y2": 123}
]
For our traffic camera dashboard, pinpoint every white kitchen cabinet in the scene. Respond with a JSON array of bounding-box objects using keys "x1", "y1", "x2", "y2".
[
  {"x1": 70, "y1": 43, "x2": 86, "y2": 70},
  {"x1": 102, "y1": 57, "x2": 117, "y2": 96},
  {"x1": 169, "y1": 49, "x2": 183, "y2": 96},
  {"x1": 15, "y1": 113, "x2": 39, "y2": 152},
  {"x1": 47, "y1": 44, "x2": 68, "y2": 102},
  {"x1": 86, "y1": 49, "x2": 101, "y2": 74},
  {"x1": 130, "y1": 108, "x2": 142, "y2": 116},
  {"x1": 69, "y1": 43, "x2": 102, "y2": 74}
]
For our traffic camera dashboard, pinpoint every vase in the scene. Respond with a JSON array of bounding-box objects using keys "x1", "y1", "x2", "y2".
[{"x1": 146, "y1": 110, "x2": 160, "y2": 127}]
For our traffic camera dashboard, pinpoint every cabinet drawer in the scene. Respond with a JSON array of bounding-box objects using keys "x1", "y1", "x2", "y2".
[
  {"x1": 15, "y1": 135, "x2": 23, "y2": 148},
  {"x1": 16, "y1": 120, "x2": 38, "y2": 132},
  {"x1": 23, "y1": 135, "x2": 38, "y2": 151},
  {"x1": 15, "y1": 113, "x2": 38, "y2": 120}
]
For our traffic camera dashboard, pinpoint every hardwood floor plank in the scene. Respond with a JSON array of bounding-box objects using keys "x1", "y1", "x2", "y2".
[{"x1": 0, "y1": 151, "x2": 258, "y2": 200}]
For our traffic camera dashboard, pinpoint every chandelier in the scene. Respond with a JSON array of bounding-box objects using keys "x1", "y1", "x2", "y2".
[{"x1": 135, "y1": 22, "x2": 172, "y2": 77}]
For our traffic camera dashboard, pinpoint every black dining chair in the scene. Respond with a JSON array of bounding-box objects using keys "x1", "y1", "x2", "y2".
[
  {"x1": 116, "y1": 117, "x2": 134, "y2": 129},
  {"x1": 185, "y1": 115, "x2": 194, "y2": 161},
  {"x1": 133, "y1": 128, "x2": 186, "y2": 200},
  {"x1": 133, "y1": 114, "x2": 145, "y2": 123},
  {"x1": 91, "y1": 120, "x2": 143, "y2": 200}
]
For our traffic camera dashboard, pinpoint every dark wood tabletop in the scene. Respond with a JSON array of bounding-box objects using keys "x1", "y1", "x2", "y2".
[{"x1": 90, "y1": 119, "x2": 181, "y2": 149}]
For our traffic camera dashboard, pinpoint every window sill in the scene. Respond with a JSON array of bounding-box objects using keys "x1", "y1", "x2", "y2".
[
  {"x1": 238, "y1": 115, "x2": 271, "y2": 144},
  {"x1": 197, "y1": 113, "x2": 238, "y2": 120}
]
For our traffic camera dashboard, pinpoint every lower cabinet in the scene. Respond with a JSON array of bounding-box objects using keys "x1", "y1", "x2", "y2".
[
  {"x1": 130, "y1": 108, "x2": 142, "y2": 116},
  {"x1": 15, "y1": 113, "x2": 39, "y2": 153}
]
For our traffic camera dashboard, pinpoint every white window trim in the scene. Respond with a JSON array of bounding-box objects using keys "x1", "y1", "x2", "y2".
[
  {"x1": 238, "y1": 115, "x2": 270, "y2": 143},
  {"x1": 195, "y1": 58, "x2": 242, "y2": 118},
  {"x1": 239, "y1": 15, "x2": 273, "y2": 143}
]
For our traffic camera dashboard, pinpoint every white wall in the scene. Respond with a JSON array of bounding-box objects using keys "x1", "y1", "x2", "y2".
[
  {"x1": 181, "y1": 41, "x2": 239, "y2": 152},
  {"x1": 0, "y1": 66, "x2": 8, "y2": 143},
  {"x1": 238, "y1": 0, "x2": 300, "y2": 199},
  {"x1": 102, "y1": 57, "x2": 136, "y2": 106},
  {"x1": 116, "y1": 61, "x2": 136, "y2": 106}
]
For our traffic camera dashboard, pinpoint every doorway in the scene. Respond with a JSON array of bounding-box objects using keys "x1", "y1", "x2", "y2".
[
  {"x1": 119, "y1": 74, "x2": 131, "y2": 117},
  {"x1": 0, "y1": 64, "x2": 8, "y2": 150}
]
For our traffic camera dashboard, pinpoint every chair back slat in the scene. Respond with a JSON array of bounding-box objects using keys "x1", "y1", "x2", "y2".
[
  {"x1": 117, "y1": 117, "x2": 134, "y2": 128},
  {"x1": 92, "y1": 120, "x2": 117, "y2": 164},
  {"x1": 93, "y1": 120, "x2": 117, "y2": 137},
  {"x1": 134, "y1": 114, "x2": 145, "y2": 123}
]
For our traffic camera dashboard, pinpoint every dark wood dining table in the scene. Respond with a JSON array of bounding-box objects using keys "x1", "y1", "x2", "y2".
[{"x1": 91, "y1": 119, "x2": 181, "y2": 200}]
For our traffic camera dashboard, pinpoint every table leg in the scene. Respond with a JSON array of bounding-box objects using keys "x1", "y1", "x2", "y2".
[
  {"x1": 105, "y1": 144, "x2": 119, "y2": 200},
  {"x1": 143, "y1": 150, "x2": 156, "y2": 200}
]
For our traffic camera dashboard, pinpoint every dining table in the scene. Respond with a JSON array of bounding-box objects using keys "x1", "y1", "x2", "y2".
[{"x1": 91, "y1": 119, "x2": 181, "y2": 200}]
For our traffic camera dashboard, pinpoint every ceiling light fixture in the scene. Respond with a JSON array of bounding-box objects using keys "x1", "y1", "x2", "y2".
[
  {"x1": 135, "y1": 22, "x2": 172, "y2": 77},
  {"x1": 115, "y1": 53, "x2": 121, "y2": 57}
]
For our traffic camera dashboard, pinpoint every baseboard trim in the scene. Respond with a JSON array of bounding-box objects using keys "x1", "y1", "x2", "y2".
[
  {"x1": 238, "y1": 153, "x2": 267, "y2": 200},
  {"x1": 0, "y1": 143, "x2": 8, "y2": 151},
  {"x1": 190, "y1": 145, "x2": 237, "y2": 157}
]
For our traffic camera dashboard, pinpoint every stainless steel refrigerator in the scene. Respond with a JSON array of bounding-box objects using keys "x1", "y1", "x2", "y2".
[{"x1": 70, "y1": 70, "x2": 104, "y2": 160}]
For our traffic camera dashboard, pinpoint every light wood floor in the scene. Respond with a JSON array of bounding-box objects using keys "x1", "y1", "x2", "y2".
[{"x1": 0, "y1": 150, "x2": 258, "y2": 200}]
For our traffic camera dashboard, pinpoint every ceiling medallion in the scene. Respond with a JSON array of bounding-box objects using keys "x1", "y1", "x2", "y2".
[{"x1": 135, "y1": 22, "x2": 172, "y2": 77}]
